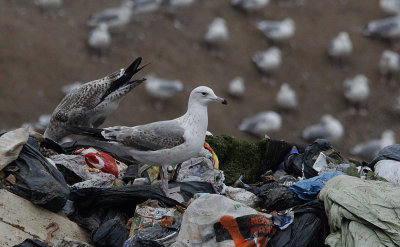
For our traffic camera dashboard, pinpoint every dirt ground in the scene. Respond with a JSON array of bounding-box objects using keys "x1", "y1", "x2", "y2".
[{"x1": 1, "y1": 0, "x2": 399, "y2": 158}]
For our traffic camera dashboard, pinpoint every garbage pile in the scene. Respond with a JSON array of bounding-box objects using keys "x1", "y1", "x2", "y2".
[{"x1": 1, "y1": 127, "x2": 400, "y2": 247}]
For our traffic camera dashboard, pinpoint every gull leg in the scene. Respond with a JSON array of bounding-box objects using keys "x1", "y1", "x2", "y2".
[{"x1": 160, "y1": 166, "x2": 169, "y2": 196}]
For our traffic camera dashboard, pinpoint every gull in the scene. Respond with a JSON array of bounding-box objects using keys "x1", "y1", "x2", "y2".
[
  {"x1": 69, "y1": 86, "x2": 228, "y2": 195},
  {"x1": 163, "y1": 0, "x2": 195, "y2": 7},
  {"x1": 131, "y1": 0, "x2": 162, "y2": 14},
  {"x1": 204, "y1": 17, "x2": 229, "y2": 45},
  {"x1": 256, "y1": 18, "x2": 295, "y2": 42},
  {"x1": 349, "y1": 130, "x2": 396, "y2": 161},
  {"x1": 239, "y1": 111, "x2": 282, "y2": 137},
  {"x1": 343, "y1": 74, "x2": 370, "y2": 111},
  {"x1": 363, "y1": 16, "x2": 400, "y2": 39},
  {"x1": 231, "y1": 0, "x2": 270, "y2": 12},
  {"x1": 34, "y1": 0, "x2": 62, "y2": 8},
  {"x1": 252, "y1": 47, "x2": 282, "y2": 74},
  {"x1": 380, "y1": 0, "x2": 400, "y2": 15},
  {"x1": 301, "y1": 114, "x2": 344, "y2": 143},
  {"x1": 88, "y1": 23, "x2": 111, "y2": 53},
  {"x1": 87, "y1": 0, "x2": 134, "y2": 29},
  {"x1": 328, "y1": 32, "x2": 353, "y2": 60},
  {"x1": 228, "y1": 77, "x2": 245, "y2": 98},
  {"x1": 44, "y1": 57, "x2": 146, "y2": 142},
  {"x1": 145, "y1": 74, "x2": 184, "y2": 99},
  {"x1": 276, "y1": 83, "x2": 297, "y2": 110},
  {"x1": 379, "y1": 50, "x2": 400, "y2": 83}
]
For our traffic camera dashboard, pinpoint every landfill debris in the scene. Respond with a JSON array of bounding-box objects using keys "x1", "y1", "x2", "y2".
[
  {"x1": 50, "y1": 154, "x2": 116, "y2": 189},
  {"x1": 176, "y1": 157, "x2": 224, "y2": 192},
  {"x1": 74, "y1": 147, "x2": 126, "y2": 178},
  {"x1": 258, "y1": 182, "x2": 305, "y2": 211},
  {"x1": 129, "y1": 199, "x2": 182, "y2": 236},
  {"x1": 0, "y1": 189, "x2": 88, "y2": 246},
  {"x1": 268, "y1": 200, "x2": 330, "y2": 247},
  {"x1": 374, "y1": 160, "x2": 400, "y2": 186},
  {"x1": 91, "y1": 219, "x2": 129, "y2": 247},
  {"x1": 172, "y1": 194, "x2": 276, "y2": 247},
  {"x1": 271, "y1": 209, "x2": 294, "y2": 230},
  {"x1": 14, "y1": 239, "x2": 51, "y2": 247},
  {"x1": 1, "y1": 137, "x2": 70, "y2": 212},
  {"x1": 0, "y1": 127, "x2": 29, "y2": 171},
  {"x1": 289, "y1": 171, "x2": 344, "y2": 201},
  {"x1": 319, "y1": 175, "x2": 400, "y2": 246},
  {"x1": 223, "y1": 186, "x2": 261, "y2": 208},
  {"x1": 55, "y1": 237, "x2": 93, "y2": 247}
]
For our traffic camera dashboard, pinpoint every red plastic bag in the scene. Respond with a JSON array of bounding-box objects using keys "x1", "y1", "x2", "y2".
[{"x1": 74, "y1": 147, "x2": 118, "y2": 177}]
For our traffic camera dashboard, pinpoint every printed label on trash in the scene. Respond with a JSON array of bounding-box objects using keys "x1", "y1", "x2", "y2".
[
  {"x1": 214, "y1": 214, "x2": 276, "y2": 246},
  {"x1": 130, "y1": 205, "x2": 176, "y2": 236}
]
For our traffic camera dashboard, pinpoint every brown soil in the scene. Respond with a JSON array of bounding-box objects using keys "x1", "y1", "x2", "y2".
[{"x1": 1, "y1": 0, "x2": 399, "y2": 158}]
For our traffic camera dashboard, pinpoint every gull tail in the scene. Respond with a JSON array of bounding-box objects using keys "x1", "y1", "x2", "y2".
[
  {"x1": 101, "y1": 57, "x2": 149, "y2": 101},
  {"x1": 66, "y1": 126, "x2": 107, "y2": 141}
]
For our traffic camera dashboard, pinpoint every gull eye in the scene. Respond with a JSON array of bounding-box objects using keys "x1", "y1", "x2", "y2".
[{"x1": 201, "y1": 92, "x2": 207, "y2": 96}]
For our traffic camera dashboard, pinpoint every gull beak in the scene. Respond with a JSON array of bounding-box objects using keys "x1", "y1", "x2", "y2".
[{"x1": 217, "y1": 97, "x2": 228, "y2": 105}]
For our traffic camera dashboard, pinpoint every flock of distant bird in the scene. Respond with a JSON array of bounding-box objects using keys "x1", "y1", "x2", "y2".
[{"x1": 32, "y1": 0, "x2": 400, "y2": 161}]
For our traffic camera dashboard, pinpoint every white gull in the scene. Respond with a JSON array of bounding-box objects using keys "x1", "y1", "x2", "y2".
[
  {"x1": 301, "y1": 114, "x2": 344, "y2": 142},
  {"x1": 145, "y1": 74, "x2": 184, "y2": 99},
  {"x1": 343, "y1": 74, "x2": 369, "y2": 106},
  {"x1": 380, "y1": 0, "x2": 400, "y2": 15},
  {"x1": 349, "y1": 130, "x2": 396, "y2": 161},
  {"x1": 276, "y1": 83, "x2": 297, "y2": 110},
  {"x1": 70, "y1": 86, "x2": 227, "y2": 195},
  {"x1": 256, "y1": 18, "x2": 295, "y2": 42},
  {"x1": 379, "y1": 50, "x2": 400, "y2": 81},
  {"x1": 204, "y1": 17, "x2": 229, "y2": 44},
  {"x1": 252, "y1": 47, "x2": 281, "y2": 73},
  {"x1": 44, "y1": 57, "x2": 145, "y2": 142},
  {"x1": 231, "y1": 0, "x2": 270, "y2": 11},
  {"x1": 328, "y1": 32, "x2": 353, "y2": 59},
  {"x1": 87, "y1": 0, "x2": 134, "y2": 29},
  {"x1": 239, "y1": 111, "x2": 282, "y2": 137},
  {"x1": 364, "y1": 16, "x2": 400, "y2": 39},
  {"x1": 228, "y1": 77, "x2": 245, "y2": 98},
  {"x1": 88, "y1": 23, "x2": 111, "y2": 52}
]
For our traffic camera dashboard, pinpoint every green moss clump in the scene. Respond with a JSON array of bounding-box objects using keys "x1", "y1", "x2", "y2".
[{"x1": 206, "y1": 135, "x2": 295, "y2": 185}]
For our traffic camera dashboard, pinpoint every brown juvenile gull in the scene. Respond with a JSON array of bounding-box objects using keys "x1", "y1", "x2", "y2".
[
  {"x1": 69, "y1": 86, "x2": 227, "y2": 195},
  {"x1": 44, "y1": 57, "x2": 146, "y2": 142}
]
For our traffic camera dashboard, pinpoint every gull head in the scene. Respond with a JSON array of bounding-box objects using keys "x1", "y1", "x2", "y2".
[{"x1": 190, "y1": 86, "x2": 228, "y2": 106}]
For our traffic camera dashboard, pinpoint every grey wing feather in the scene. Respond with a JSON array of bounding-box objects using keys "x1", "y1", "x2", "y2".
[{"x1": 104, "y1": 120, "x2": 186, "y2": 151}]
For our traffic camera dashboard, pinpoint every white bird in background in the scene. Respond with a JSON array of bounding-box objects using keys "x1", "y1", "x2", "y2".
[
  {"x1": 87, "y1": 0, "x2": 134, "y2": 29},
  {"x1": 364, "y1": 16, "x2": 400, "y2": 39},
  {"x1": 349, "y1": 130, "x2": 396, "y2": 161},
  {"x1": 252, "y1": 47, "x2": 282, "y2": 74},
  {"x1": 145, "y1": 74, "x2": 185, "y2": 109},
  {"x1": 204, "y1": 17, "x2": 229, "y2": 45},
  {"x1": 343, "y1": 74, "x2": 370, "y2": 110},
  {"x1": 34, "y1": 0, "x2": 62, "y2": 8},
  {"x1": 131, "y1": 0, "x2": 162, "y2": 14},
  {"x1": 231, "y1": 0, "x2": 270, "y2": 12},
  {"x1": 379, "y1": 50, "x2": 400, "y2": 83},
  {"x1": 380, "y1": 0, "x2": 400, "y2": 15},
  {"x1": 163, "y1": 0, "x2": 196, "y2": 7},
  {"x1": 88, "y1": 23, "x2": 111, "y2": 52},
  {"x1": 276, "y1": 83, "x2": 297, "y2": 110},
  {"x1": 301, "y1": 114, "x2": 344, "y2": 143},
  {"x1": 328, "y1": 32, "x2": 353, "y2": 59},
  {"x1": 239, "y1": 111, "x2": 282, "y2": 137},
  {"x1": 256, "y1": 18, "x2": 295, "y2": 42},
  {"x1": 228, "y1": 77, "x2": 245, "y2": 98}
]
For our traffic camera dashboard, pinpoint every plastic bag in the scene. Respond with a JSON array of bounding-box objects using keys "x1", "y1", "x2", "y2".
[
  {"x1": 91, "y1": 219, "x2": 129, "y2": 247},
  {"x1": 13, "y1": 239, "x2": 50, "y2": 247},
  {"x1": 258, "y1": 183, "x2": 304, "y2": 211},
  {"x1": 1, "y1": 137, "x2": 69, "y2": 212},
  {"x1": 374, "y1": 160, "x2": 400, "y2": 186},
  {"x1": 267, "y1": 200, "x2": 329, "y2": 247}
]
